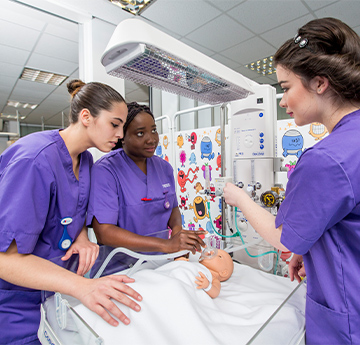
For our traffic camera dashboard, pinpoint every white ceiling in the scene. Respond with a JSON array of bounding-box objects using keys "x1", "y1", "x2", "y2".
[{"x1": 1, "y1": 0, "x2": 359, "y2": 127}]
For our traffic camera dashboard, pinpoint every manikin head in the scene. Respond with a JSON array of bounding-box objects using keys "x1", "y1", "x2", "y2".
[{"x1": 199, "y1": 249, "x2": 234, "y2": 282}]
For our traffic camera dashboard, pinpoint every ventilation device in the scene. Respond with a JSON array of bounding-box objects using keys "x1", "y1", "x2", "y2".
[{"x1": 102, "y1": 18, "x2": 254, "y2": 104}]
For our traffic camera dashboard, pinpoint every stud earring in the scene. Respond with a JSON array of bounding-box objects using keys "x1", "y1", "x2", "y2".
[{"x1": 318, "y1": 88, "x2": 322, "y2": 93}]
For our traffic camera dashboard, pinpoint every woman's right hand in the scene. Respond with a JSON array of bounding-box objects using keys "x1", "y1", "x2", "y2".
[
  {"x1": 167, "y1": 229, "x2": 206, "y2": 254},
  {"x1": 79, "y1": 275, "x2": 142, "y2": 326},
  {"x1": 288, "y1": 254, "x2": 306, "y2": 283}
]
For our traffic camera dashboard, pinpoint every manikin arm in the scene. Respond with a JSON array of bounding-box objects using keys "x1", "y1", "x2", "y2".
[{"x1": 195, "y1": 272, "x2": 221, "y2": 298}]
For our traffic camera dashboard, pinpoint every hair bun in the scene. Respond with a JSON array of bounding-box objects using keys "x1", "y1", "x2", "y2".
[{"x1": 67, "y1": 79, "x2": 85, "y2": 98}]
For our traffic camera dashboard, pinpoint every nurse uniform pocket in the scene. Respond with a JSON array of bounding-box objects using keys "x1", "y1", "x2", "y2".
[
  {"x1": 0, "y1": 288, "x2": 41, "y2": 345},
  {"x1": 305, "y1": 293, "x2": 351, "y2": 345}
]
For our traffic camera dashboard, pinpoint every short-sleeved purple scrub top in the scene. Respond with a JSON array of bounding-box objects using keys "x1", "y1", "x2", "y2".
[
  {"x1": 87, "y1": 149, "x2": 177, "y2": 240},
  {"x1": 276, "y1": 110, "x2": 360, "y2": 344},
  {"x1": 0, "y1": 130, "x2": 93, "y2": 345}
]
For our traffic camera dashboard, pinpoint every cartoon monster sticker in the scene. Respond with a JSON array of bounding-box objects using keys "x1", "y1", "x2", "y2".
[
  {"x1": 206, "y1": 221, "x2": 214, "y2": 234},
  {"x1": 179, "y1": 194, "x2": 189, "y2": 210},
  {"x1": 186, "y1": 131, "x2": 197, "y2": 150},
  {"x1": 163, "y1": 135, "x2": 169, "y2": 149},
  {"x1": 177, "y1": 167, "x2": 199, "y2": 193},
  {"x1": 194, "y1": 182, "x2": 203, "y2": 194},
  {"x1": 201, "y1": 136, "x2": 215, "y2": 160},
  {"x1": 179, "y1": 150, "x2": 186, "y2": 167},
  {"x1": 282, "y1": 129, "x2": 304, "y2": 158},
  {"x1": 155, "y1": 143, "x2": 163, "y2": 158},
  {"x1": 181, "y1": 214, "x2": 185, "y2": 228},
  {"x1": 214, "y1": 215, "x2": 222, "y2": 232},
  {"x1": 189, "y1": 152, "x2": 197, "y2": 165},
  {"x1": 201, "y1": 164, "x2": 213, "y2": 182},
  {"x1": 177, "y1": 134, "x2": 184, "y2": 148},
  {"x1": 309, "y1": 122, "x2": 328, "y2": 141},
  {"x1": 285, "y1": 160, "x2": 297, "y2": 179},
  {"x1": 215, "y1": 128, "x2": 221, "y2": 146},
  {"x1": 189, "y1": 196, "x2": 209, "y2": 223},
  {"x1": 216, "y1": 153, "x2": 221, "y2": 171},
  {"x1": 188, "y1": 222, "x2": 195, "y2": 231}
]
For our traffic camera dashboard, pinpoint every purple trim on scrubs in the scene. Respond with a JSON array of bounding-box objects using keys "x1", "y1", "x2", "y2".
[
  {"x1": 0, "y1": 130, "x2": 93, "y2": 345},
  {"x1": 276, "y1": 110, "x2": 360, "y2": 344},
  {"x1": 87, "y1": 149, "x2": 177, "y2": 238}
]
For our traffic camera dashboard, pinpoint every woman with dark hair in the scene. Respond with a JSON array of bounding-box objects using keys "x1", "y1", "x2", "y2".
[
  {"x1": 0, "y1": 80, "x2": 142, "y2": 345},
  {"x1": 223, "y1": 18, "x2": 360, "y2": 344},
  {"x1": 87, "y1": 102, "x2": 205, "y2": 259}
]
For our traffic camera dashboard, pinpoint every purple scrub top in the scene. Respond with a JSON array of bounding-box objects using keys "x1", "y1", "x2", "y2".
[
  {"x1": 0, "y1": 130, "x2": 93, "y2": 345},
  {"x1": 87, "y1": 149, "x2": 177, "y2": 239},
  {"x1": 276, "y1": 110, "x2": 360, "y2": 344}
]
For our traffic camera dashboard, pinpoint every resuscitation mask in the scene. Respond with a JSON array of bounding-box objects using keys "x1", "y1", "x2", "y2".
[{"x1": 199, "y1": 233, "x2": 218, "y2": 262}]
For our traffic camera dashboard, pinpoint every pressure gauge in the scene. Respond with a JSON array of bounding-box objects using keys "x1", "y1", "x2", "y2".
[{"x1": 260, "y1": 190, "x2": 279, "y2": 208}]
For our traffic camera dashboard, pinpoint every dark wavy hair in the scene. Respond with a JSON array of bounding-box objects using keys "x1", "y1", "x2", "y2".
[
  {"x1": 113, "y1": 102, "x2": 154, "y2": 150},
  {"x1": 274, "y1": 17, "x2": 360, "y2": 104}
]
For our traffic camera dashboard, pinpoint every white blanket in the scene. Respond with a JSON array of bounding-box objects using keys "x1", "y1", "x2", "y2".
[{"x1": 74, "y1": 261, "x2": 305, "y2": 345}]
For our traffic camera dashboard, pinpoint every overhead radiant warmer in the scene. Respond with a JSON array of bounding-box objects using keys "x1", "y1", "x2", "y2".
[{"x1": 101, "y1": 18, "x2": 254, "y2": 105}]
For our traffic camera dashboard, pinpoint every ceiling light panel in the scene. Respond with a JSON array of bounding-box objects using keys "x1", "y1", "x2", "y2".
[
  {"x1": 245, "y1": 56, "x2": 276, "y2": 76},
  {"x1": 20, "y1": 68, "x2": 67, "y2": 86},
  {"x1": 108, "y1": 0, "x2": 157, "y2": 15}
]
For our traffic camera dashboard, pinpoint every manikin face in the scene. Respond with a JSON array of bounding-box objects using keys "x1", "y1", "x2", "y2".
[
  {"x1": 277, "y1": 65, "x2": 321, "y2": 126},
  {"x1": 122, "y1": 111, "x2": 159, "y2": 161},
  {"x1": 200, "y1": 249, "x2": 234, "y2": 282},
  {"x1": 88, "y1": 101, "x2": 128, "y2": 152}
]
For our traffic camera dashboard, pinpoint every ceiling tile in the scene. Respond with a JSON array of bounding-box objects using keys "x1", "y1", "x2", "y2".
[
  {"x1": 186, "y1": 14, "x2": 254, "y2": 51},
  {"x1": 0, "y1": 62, "x2": 23, "y2": 79},
  {"x1": 260, "y1": 14, "x2": 315, "y2": 48},
  {"x1": 315, "y1": 1, "x2": 360, "y2": 27},
  {"x1": 303, "y1": 0, "x2": 340, "y2": 11},
  {"x1": 45, "y1": 22, "x2": 79, "y2": 43},
  {"x1": 222, "y1": 36, "x2": 276, "y2": 66},
  {"x1": 0, "y1": 4, "x2": 46, "y2": 31},
  {"x1": 210, "y1": 53, "x2": 242, "y2": 70},
  {"x1": 0, "y1": 45, "x2": 30, "y2": 66},
  {"x1": 34, "y1": 33, "x2": 78, "y2": 63},
  {"x1": 228, "y1": 1, "x2": 309, "y2": 34},
  {"x1": 0, "y1": 20, "x2": 41, "y2": 51},
  {"x1": 179, "y1": 38, "x2": 215, "y2": 56},
  {"x1": 27, "y1": 53, "x2": 78, "y2": 76},
  {"x1": 142, "y1": 0, "x2": 221, "y2": 36},
  {"x1": 206, "y1": 0, "x2": 246, "y2": 12}
]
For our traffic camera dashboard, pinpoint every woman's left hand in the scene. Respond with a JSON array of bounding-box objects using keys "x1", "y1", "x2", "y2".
[{"x1": 61, "y1": 228, "x2": 99, "y2": 276}]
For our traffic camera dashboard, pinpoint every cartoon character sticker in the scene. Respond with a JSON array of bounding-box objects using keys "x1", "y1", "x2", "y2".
[
  {"x1": 189, "y1": 196, "x2": 209, "y2": 222},
  {"x1": 215, "y1": 128, "x2": 221, "y2": 146},
  {"x1": 309, "y1": 122, "x2": 328, "y2": 141},
  {"x1": 201, "y1": 136, "x2": 215, "y2": 160},
  {"x1": 155, "y1": 143, "x2": 163, "y2": 158},
  {"x1": 282, "y1": 129, "x2": 304, "y2": 158},
  {"x1": 163, "y1": 135, "x2": 169, "y2": 149},
  {"x1": 177, "y1": 134, "x2": 184, "y2": 148},
  {"x1": 179, "y1": 150, "x2": 186, "y2": 167},
  {"x1": 177, "y1": 167, "x2": 199, "y2": 193},
  {"x1": 189, "y1": 152, "x2": 197, "y2": 165}
]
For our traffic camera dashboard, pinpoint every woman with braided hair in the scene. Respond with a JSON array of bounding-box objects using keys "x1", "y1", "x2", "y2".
[
  {"x1": 223, "y1": 18, "x2": 360, "y2": 344},
  {"x1": 87, "y1": 102, "x2": 205, "y2": 263}
]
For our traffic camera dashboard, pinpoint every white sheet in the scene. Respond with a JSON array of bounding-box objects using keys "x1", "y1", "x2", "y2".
[{"x1": 74, "y1": 261, "x2": 305, "y2": 345}]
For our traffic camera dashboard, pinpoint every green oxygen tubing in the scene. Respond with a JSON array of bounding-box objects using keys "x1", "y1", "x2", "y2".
[{"x1": 207, "y1": 201, "x2": 279, "y2": 274}]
